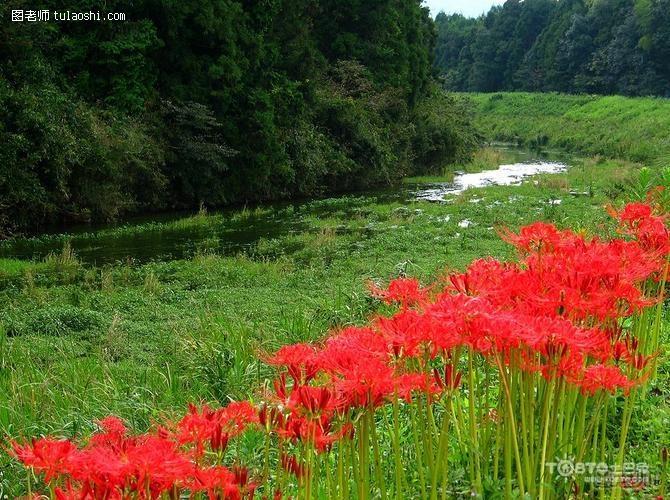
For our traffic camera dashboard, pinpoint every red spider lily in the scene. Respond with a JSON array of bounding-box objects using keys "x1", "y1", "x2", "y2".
[
  {"x1": 120, "y1": 436, "x2": 194, "y2": 493},
  {"x1": 188, "y1": 465, "x2": 257, "y2": 499},
  {"x1": 329, "y1": 358, "x2": 398, "y2": 409},
  {"x1": 433, "y1": 364, "x2": 462, "y2": 391},
  {"x1": 576, "y1": 364, "x2": 636, "y2": 396},
  {"x1": 265, "y1": 343, "x2": 320, "y2": 383},
  {"x1": 615, "y1": 202, "x2": 653, "y2": 224},
  {"x1": 611, "y1": 202, "x2": 670, "y2": 255},
  {"x1": 175, "y1": 401, "x2": 258, "y2": 455},
  {"x1": 53, "y1": 483, "x2": 88, "y2": 500},
  {"x1": 281, "y1": 453, "x2": 306, "y2": 479},
  {"x1": 501, "y1": 221, "x2": 581, "y2": 254},
  {"x1": 258, "y1": 404, "x2": 285, "y2": 430},
  {"x1": 177, "y1": 404, "x2": 230, "y2": 453},
  {"x1": 10, "y1": 437, "x2": 77, "y2": 483},
  {"x1": 330, "y1": 360, "x2": 432, "y2": 410},
  {"x1": 633, "y1": 216, "x2": 670, "y2": 255},
  {"x1": 88, "y1": 416, "x2": 128, "y2": 450},
  {"x1": 97, "y1": 416, "x2": 127, "y2": 436},
  {"x1": 270, "y1": 411, "x2": 345, "y2": 452},
  {"x1": 314, "y1": 326, "x2": 387, "y2": 376},
  {"x1": 188, "y1": 465, "x2": 241, "y2": 498},
  {"x1": 448, "y1": 258, "x2": 515, "y2": 296},
  {"x1": 220, "y1": 401, "x2": 260, "y2": 435},
  {"x1": 292, "y1": 385, "x2": 339, "y2": 417},
  {"x1": 72, "y1": 435, "x2": 194, "y2": 495},
  {"x1": 451, "y1": 235, "x2": 660, "y2": 323},
  {"x1": 375, "y1": 309, "x2": 429, "y2": 358},
  {"x1": 368, "y1": 277, "x2": 430, "y2": 307},
  {"x1": 395, "y1": 372, "x2": 437, "y2": 402},
  {"x1": 10, "y1": 201, "x2": 669, "y2": 498}
]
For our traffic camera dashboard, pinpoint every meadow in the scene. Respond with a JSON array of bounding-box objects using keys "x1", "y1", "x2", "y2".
[
  {"x1": 2, "y1": 142, "x2": 670, "y2": 496},
  {"x1": 467, "y1": 92, "x2": 670, "y2": 164}
]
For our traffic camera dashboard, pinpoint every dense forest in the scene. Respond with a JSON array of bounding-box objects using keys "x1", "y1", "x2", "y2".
[
  {"x1": 0, "y1": 0, "x2": 475, "y2": 235},
  {"x1": 434, "y1": 0, "x2": 670, "y2": 96}
]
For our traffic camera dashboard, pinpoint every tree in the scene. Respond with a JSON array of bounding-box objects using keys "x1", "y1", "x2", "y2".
[{"x1": 433, "y1": 0, "x2": 669, "y2": 96}]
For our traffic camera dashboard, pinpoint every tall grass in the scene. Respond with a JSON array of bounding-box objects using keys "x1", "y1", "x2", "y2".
[{"x1": 467, "y1": 92, "x2": 670, "y2": 164}]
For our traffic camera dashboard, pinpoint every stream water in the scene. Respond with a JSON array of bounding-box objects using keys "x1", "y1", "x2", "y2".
[
  {"x1": 0, "y1": 148, "x2": 569, "y2": 265},
  {"x1": 413, "y1": 160, "x2": 566, "y2": 202}
]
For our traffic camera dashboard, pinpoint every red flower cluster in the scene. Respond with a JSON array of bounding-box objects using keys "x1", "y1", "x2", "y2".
[
  {"x1": 368, "y1": 277, "x2": 430, "y2": 308},
  {"x1": 176, "y1": 401, "x2": 259, "y2": 454},
  {"x1": 260, "y1": 202, "x2": 667, "y2": 458},
  {"x1": 10, "y1": 404, "x2": 259, "y2": 499}
]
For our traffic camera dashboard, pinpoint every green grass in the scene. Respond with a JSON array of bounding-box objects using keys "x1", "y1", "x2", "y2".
[
  {"x1": 405, "y1": 147, "x2": 510, "y2": 184},
  {"x1": 1, "y1": 154, "x2": 669, "y2": 494},
  {"x1": 466, "y1": 92, "x2": 670, "y2": 164}
]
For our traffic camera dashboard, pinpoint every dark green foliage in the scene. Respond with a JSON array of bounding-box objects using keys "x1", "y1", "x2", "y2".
[
  {"x1": 160, "y1": 100, "x2": 237, "y2": 206},
  {"x1": 411, "y1": 90, "x2": 478, "y2": 173},
  {"x1": 0, "y1": 0, "x2": 476, "y2": 235},
  {"x1": 434, "y1": 0, "x2": 670, "y2": 96}
]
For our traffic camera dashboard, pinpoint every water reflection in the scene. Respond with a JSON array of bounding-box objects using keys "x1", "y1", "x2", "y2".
[{"x1": 413, "y1": 161, "x2": 567, "y2": 202}]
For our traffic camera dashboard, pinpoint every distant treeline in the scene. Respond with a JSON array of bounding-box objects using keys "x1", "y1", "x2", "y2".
[
  {"x1": 434, "y1": 0, "x2": 670, "y2": 96},
  {"x1": 0, "y1": 1, "x2": 476, "y2": 235}
]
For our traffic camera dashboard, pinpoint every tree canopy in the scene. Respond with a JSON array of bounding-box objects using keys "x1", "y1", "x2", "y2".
[
  {"x1": 0, "y1": 0, "x2": 475, "y2": 234},
  {"x1": 434, "y1": 0, "x2": 670, "y2": 96}
]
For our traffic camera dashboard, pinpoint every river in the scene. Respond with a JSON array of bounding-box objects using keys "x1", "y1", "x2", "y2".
[{"x1": 0, "y1": 147, "x2": 569, "y2": 265}]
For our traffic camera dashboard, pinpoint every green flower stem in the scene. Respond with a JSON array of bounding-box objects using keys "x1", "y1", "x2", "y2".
[
  {"x1": 496, "y1": 355, "x2": 526, "y2": 497},
  {"x1": 410, "y1": 402, "x2": 428, "y2": 499},
  {"x1": 391, "y1": 396, "x2": 405, "y2": 499},
  {"x1": 468, "y1": 349, "x2": 483, "y2": 494},
  {"x1": 538, "y1": 378, "x2": 556, "y2": 500}
]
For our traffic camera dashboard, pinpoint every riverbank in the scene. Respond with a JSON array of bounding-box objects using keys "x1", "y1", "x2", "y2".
[
  {"x1": 466, "y1": 92, "x2": 670, "y2": 164},
  {"x1": 3, "y1": 151, "x2": 668, "y2": 493}
]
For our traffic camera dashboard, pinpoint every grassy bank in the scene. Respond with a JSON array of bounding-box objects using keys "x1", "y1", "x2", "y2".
[
  {"x1": 467, "y1": 92, "x2": 670, "y2": 164},
  {"x1": 3, "y1": 154, "x2": 669, "y2": 494}
]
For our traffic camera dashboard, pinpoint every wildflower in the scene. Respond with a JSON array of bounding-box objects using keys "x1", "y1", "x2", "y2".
[
  {"x1": 368, "y1": 277, "x2": 429, "y2": 307},
  {"x1": 315, "y1": 326, "x2": 387, "y2": 376},
  {"x1": 292, "y1": 385, "x2": 338, "y2": 417},
  {"x1": 123, "y1": 435, "x2": 194, "y2": 492},
  {"x1": 375, "y1": 309, "x2": 428, "y2": 357},
  {"x1": 176, "y1": 403, "x2": 229, "y2": 453},
  {"x1": 281, "y1": 453, "x2": 306, "y2": 479},
  {"x1": 220, "y1": 401, "x2": 259, "y2": 435},
  {"x1": 615, "y1": 202, "x2": 653, "y2": 225},
  {"x1": 577, "y1": 365, "x2": 635, "y2": 396},
  {"x1": 88, "y1": 416, "x2": 127, "y2": 449},
  {"x1": 501, "y1": 221, "x2": 580, "y2": 254},
  {"x1": 10, "y1": 437, "x2": 77, "y2": 483},
  {"x1": 265, "y1": 343, "x2": 319, "y2": 383},
  {"x1": 331, "y1": 358, "x2": 397, "y2": 409},
  {"x1": 433, "y1": 364, "x2": 462, "y2": 391},
  {"x1": 176, "y1": 401, "x2": 258, "y2": 454},
  {"x1": 232, "y1": 466, "x2": 258, "y2": 498},
  {"x1": 189, "y1": 465, "x2": 241, "y2": 498},
  {"x1": 69, "y1": 434, "x2": 193, "y2": 495},
  {"x1": 612, "y1": 202, "x2": 670, "y2": 255}
]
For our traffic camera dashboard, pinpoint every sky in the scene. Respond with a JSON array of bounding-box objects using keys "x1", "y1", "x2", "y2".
[{"x1": 422, "y1": 0, "x2": 506, "y2": 18}]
